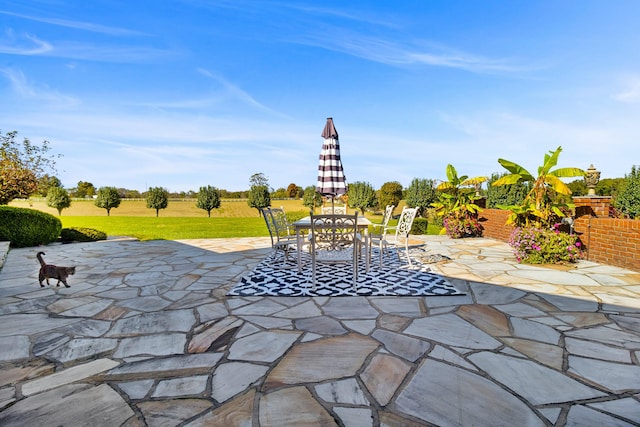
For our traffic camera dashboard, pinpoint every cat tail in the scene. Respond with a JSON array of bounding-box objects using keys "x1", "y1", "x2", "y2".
[{"x1": 37, "y1": 252, "x2": 46, "y2": 267}]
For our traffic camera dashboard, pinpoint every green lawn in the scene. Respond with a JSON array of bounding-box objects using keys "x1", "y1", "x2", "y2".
[
  {"x1": 11, "y1": 198, "x2": 442, "y2": 240},
  {"x1": 60, "y1": 216, "x2": 270, "y2": 240}
]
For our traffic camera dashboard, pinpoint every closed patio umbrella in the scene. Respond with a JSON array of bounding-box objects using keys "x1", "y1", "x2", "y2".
[{"x1": 316, "y1": 117, "x2": 347, "y2": 212}]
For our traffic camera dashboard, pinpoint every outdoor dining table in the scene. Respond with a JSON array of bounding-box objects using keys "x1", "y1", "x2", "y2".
[{"x1": 291, "y1": 215, "x2": 372, "y2": 272}]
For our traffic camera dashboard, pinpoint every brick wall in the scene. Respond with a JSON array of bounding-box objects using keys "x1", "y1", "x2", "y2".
[{"x1": 478, "y1": 202, "x2": 639, "y2": 272}]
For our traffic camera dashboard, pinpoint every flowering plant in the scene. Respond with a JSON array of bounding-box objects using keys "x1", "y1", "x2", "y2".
[
  {"x1": 508, "y1": 224, "x2": 583, "y2": 264},
  {"x1": 443, "y1": 213, "x2": 483, "y2": 238}
]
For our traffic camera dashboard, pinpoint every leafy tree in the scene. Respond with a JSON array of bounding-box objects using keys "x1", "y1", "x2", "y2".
[
  {"x1": 302, "y1": 185, "x2": 322, "y2": 210},
  {"x1": 597, "y1": 178, "x2": 626, "y2": 197},
  {"x1": 196, "y1": 185, "x2": 221, "y2": 217},
  {"x1": 405, "y1": 178, "x2": 437, "y2": 217},
  {"x1": 0, "y1": 130, "x2": 59, "y2": 204},
  {"x1": 146, "y1": 187, "x2": 169, "y2": 217},
  {"x1": 378, "y1": 181, "x2": 403, "y2": 210},
  {"x1": 75, "y1": 181, "x2": 96, "y2": 198},
  {"x1": 46, "y1": 187, "x2": 71, "y2": 215},
  {"x1": 95, "y1": 186, "x2": 122, "y2": 216},
  {"x1": 492, "y1": 146, "x2": 585, "y2": 227},
  {"x1": 614, "y1": 165, "x2": 640, "y2": 219},
  {"x1": 271, "y1": 187, "x2": 288, "y2": 199},
  {"x1": 566, "y1": 179, "x2": 587, "y2": 197},
  {"x1": 247, "y1": 173, "x2": 271, "y2": 215},
  {"x1": 486, "y1": 173, "x2": 529, "y2": 208},
  {"x1": 36, "y1": 175, "x2": 63, "y2": 197},
  {"x1": 286, "y1": 183, "x2": 299, "y2": 198},
  {"x1": 347, "y1": 181, "x2": 377, "y2": 213}
]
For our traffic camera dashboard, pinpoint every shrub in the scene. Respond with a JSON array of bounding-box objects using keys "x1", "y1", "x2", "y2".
[
  {"x1": 508, "y1": 225, "x2": 582, "y2": 264},
  {"x1": 60, "y1": 227, "x2": 107, "y2": 243},
  {"x1": 443, "y1": 213, "x2": 483, "y2": 238},
  {"x1": 614, "y1": 165, "x2": 640, "y2": 219},
  {"x1": 410, "y1": 217, "x2": 429, "y2": 235},
  {"x1": 0, "y1": 205, "x2": 61, "y2": 247}
]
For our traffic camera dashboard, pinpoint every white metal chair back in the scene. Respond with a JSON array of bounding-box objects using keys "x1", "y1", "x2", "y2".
[
  {"x1": 379, "y1": 206, "x2": 418, "y2": 267},
  {"x1": 309, "y1": 213, "x2": 361, "y2": 291},
  {"x1": 261, "y1": 207, "x2": 297, "y2": 266},
  {"x1": 322, "y1": 205, "x2": 347, "y2": 214},
  {"x1": 381, "y1": 204, "x2": 395, "y2": 228}
]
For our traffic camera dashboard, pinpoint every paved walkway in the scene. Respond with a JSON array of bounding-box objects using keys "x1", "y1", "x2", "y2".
[{"x1": 0, "y1": 235, "x2": 639, "y2": 426}]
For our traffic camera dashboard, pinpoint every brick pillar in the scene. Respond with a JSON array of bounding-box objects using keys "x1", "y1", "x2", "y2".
[{"x1": 573, "y1": 196, "x2": 612, "y2": 218}]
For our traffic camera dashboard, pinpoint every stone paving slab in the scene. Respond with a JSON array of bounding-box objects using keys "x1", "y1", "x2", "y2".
[{"x1": 0, "y1": 235, "x2": 639, "y2": 426}]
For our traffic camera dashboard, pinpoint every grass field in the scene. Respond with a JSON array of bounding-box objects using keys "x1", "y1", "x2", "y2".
[{"x1": 9, "y1": 198, "x2": 441, "y2": 240}]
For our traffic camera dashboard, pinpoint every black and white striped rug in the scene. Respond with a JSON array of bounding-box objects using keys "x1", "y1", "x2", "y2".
[{"x1": 228, "y1": 247, "x2": 464, "y2": 297}]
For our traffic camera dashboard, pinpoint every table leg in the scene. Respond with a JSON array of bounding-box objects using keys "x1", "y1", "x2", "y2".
[{"x1": 296, "y1": 229, "x2": 303, "y2": 272}]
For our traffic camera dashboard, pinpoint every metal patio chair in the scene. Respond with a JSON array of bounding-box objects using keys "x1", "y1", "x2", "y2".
[
  {"x1": 261, "y1": 207, "x2": 298, "y2": 267},
  {"x1": 309, "y1": 213, "x2": 367, "y2": 291},
  {"x1": 371, "y1": 206, "x2": 418, "y2": 267}
]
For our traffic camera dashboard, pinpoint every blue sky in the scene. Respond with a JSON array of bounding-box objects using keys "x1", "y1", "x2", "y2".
[{"x1": 1, "y1": 1, "x2": 639, "y2": 192}]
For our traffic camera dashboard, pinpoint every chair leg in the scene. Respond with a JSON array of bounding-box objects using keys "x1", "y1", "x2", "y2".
[{"x1": 405, "y1": 240, "x2": 412, "y2": 267}]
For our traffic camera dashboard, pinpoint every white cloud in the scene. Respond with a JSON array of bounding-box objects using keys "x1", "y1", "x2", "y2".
[
  {"x1": 0, "y1": 30, "x2": 52, "y2": 55},
  {"x1": 613, "y1": 77, "x2": 640, "y2": 103}
]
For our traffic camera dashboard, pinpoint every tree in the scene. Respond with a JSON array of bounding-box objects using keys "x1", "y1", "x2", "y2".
[
  {"x1": 378, "y1": 181, "x2": 403, "y2": 211},
  {"x1": 0, "y1": 130, "x2": 59, "y2": 204},
  {"x1": 36, "y1": 175, "x2": 63, "y2": 197},
  {"x1": 286, "y1": 183, "x2": 299, "y2": 198},
  {"x1": 75, "y1": 181, "x2": 96, "y2": 198},
  {"x1": 405, "y1": 178, "x2": 437, "y2": 216},
  {"x1": 146, "y1": 187, "x2": 169, "y2": 217},
  {"x1": 347, "y1": 181, "x2": 377, "y2": 213},
  {"x1": 566, "y1": 179, "x2": 587, "y2": 197},
  {"x1": 46, "y1": 187, "x2": 71, "y2": 215},
  {"x1": 302, "y1": 185, "x2": 322, "y2": 210},
  {"x1": 615, "y1": 165, "x2": 640, "y2": 219},
  {"x1": 95, "y1": 186, "x2": 122, "y2": 216},
  {"x1": 196, "y1": 185, "x2": 221, "y2": 217},
  {"x1": 486, "y1": 173, "x2": 529, "y2": 208},
  {"x1": 271, "y1": 187, "x2": 288, "y2": 199},
  {"x1": 597, "y1": 178, "x2": 626, "y2": 197},
  {"x1": 247, "y1": 173, "x2": 271, "y2": 215},
  {"x1": 492, "y1": 146, "x2": 585, "y2": 227}
]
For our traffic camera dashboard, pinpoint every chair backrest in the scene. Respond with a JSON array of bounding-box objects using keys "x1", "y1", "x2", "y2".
[
  {"x1": 261, "y1": 207, "x2": 291, "y2": 247},
  {"x1": 310, "y1": 213, "x2": 358, "y2": 252},
  {"x1": 322, "y1": 206, "x2": 347, "y2": 214},
  {"x1": 269, "y1": 207, "x2": 292, "y2": 237},
  {"x1": 393, "y1": 207, "x2": 418, "y2": 239},
  {"x1": 381, "y1": 204, "x2": 395, "y2": 228}
]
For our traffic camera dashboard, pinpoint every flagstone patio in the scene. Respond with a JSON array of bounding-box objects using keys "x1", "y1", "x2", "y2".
[{"x1": 0, "y1": 235, "x2": 639, "y2": 426}]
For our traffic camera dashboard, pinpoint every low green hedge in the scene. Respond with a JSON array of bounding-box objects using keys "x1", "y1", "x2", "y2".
[
  {"x1": 60, "y1": 227, "x2": 107, "y2": 243},
  {"x1": 0, "y1": 206, "x2": 62, "y2": 248},
  {"x1": 410, "y1": 217, "x2": 429, "y2": 235}
]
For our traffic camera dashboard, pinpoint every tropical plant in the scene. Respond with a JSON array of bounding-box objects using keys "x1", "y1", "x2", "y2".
[
  {"x1": 95, "y1": 186, "x2": 122, "y2": 216},
  {"x1": 614, "y1": 165, "x2": 640, "y2": 219},
  {"x1": 146, "y1": 187, "x2": 169, "y2": 217},
  {"x1": 348, "y1": 181, "x2": 377, "y2": 213},
  {"x1": 432, "y1": 164, "x2": 487, "y2": 237},
  {"x1": 196, "y1": 185, "x2": 221, "y2": 217},
  {"x1": 405, "y1": 178, "x2": 437, "y2": 217},
  {"x1": 46, "y1": 187, "x2": 71, "y2": 215},
  {"x1": 492, "y1": 146, "x2": 585, "y2": 228}
]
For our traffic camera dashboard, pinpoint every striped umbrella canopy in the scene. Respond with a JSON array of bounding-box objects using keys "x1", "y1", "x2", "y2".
[{"x1": 316, "y1": 118, "x2": 348, "y2": 208}]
